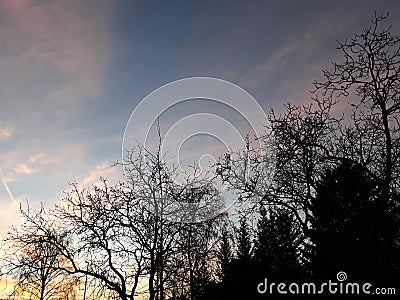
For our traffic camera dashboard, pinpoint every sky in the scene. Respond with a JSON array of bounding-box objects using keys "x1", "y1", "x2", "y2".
[{"x1": 0, "y1": 0, "x2": 400, "y2": 233}]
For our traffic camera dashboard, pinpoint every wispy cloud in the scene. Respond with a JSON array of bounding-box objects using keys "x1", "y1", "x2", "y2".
[
  {"x1": 238, "y1": 7, "x2": 358, "y2": 108},
  {"x1": 14, "y1": 164, "x2": 36, "y2": 175},
  {"x1": 78, "y1": 162, "x2": 121, "y2": 190},
  {"x1": 0, "y1": 0, "x2": 116, "y2": 219},
  {"x1": 0, "y1": 0, "x2": 113, "y2": 109}
]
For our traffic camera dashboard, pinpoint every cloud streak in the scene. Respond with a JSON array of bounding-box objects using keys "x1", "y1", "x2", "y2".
[{"x1": 0, "y1": 168, "x2": 16, "y2": 203}]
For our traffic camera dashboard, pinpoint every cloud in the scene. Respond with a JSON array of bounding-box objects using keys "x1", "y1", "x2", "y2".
[
  {"x1": 238, "y1": 7, "x2": 358, "y2": 108},
  {"x1": 78, "y1": 161, "x2": 121, "y2": 190},
  {"x1": 1, "y1": 152, "x2": 58, "y2": 180},
  {"x1": 27, "y1": 153, "x2": 45, "y2": 164},
  {"x1": 14, "y1": 163, "x2": 36, "y2": 175},
  {"x1": 0, "y1": 0, "x2": 113, "y2": 106},
  {"x1": 0, "y1": 1, "x2": 117, "y2": 223},
  {"x1": 0, "y1": 127, "x2": 12, "y2": 140},
  {"x1": 0, "y1": 139, "x2": 88, "y2": 189},
  {"x1": 0, "y1": 194, "x2": 23, "y2": 235}
]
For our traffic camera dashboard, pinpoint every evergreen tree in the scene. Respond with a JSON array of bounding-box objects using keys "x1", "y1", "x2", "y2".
[
  {"x1": 254, "y1": 206, "x2": 302, "y2": 279},
  {"x1": 236, "y1": 217, "x2": 252, "y2": 262},
  {"x1": 216, "y1": 226, "x2": 233, "y2": 281},
  {"x1": 310, "y1": 161, "x2": 399, "y2": 283}
]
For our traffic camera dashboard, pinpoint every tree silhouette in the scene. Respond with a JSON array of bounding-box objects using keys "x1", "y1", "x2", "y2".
[
  {"x1": 1, "y1": 205, "x2": 79, "y2": 300},
  {"x1": 310, "y1": 162, "x2": 378, "y2": 278},
  {"x1": 214, "y1": 12, "x2": 400, "y2": 291},
  {"x1": 2, "y1": 12, "x2": 400, "y2": 300},
  {"x1": 172, "y1": 219, "x2": 221, "y2": 300},
  {"x1": 314, "y1": 12, "x2": 400, "y2": 282},
  {"x1": 8, "y1": 242, "x2": 78, "y2": 300},
  {"x1": 310, "y1": 161, "x2": 400, "y2": 284},
  {"x1": 315, "y1": 13, "x2": 400, "y2": 207},
  {"x1": 236, "y1": 217, "x2": 252, "y2": 262},
  {"x1": 254, "y1": 206, "x2": 302, "y2": 280},
  {"x1": 1, "y1": 142, "x2": 225, "y2": 300},
  {"x1": 215, "y1": 224, "x2": 233, "y2": 282}
]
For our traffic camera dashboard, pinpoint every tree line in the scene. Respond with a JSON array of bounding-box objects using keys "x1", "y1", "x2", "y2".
[{"x1": 1, "y1": 13, "x2": 400, "y2": 300}]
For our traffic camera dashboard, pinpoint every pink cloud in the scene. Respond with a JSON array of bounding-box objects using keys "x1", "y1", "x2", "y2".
[
  {"x1": 0, "y1": 128, "x2": 13, "y2": 140},
  {"x1": 78, "y1": 161, "x2": 121, "y2": 190},
  {"x1": 0, "y1": 0, "x2": 114, "y2": 103}
]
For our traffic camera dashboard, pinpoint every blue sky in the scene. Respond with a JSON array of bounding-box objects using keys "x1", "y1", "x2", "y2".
[{"x1": 0, "y1": 0, "x2": 400, "y2": 232}]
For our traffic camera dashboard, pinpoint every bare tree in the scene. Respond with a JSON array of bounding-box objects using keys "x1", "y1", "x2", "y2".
[
  {"x1": 120, "y1": 141, "x2": 224, "y2": 300},
  {"x1": 218, "y1": 12, "x2": 400, "y2": 233},
  {"x1": 0, "y1": 134, "x2": 226, "y2": 300},
  {"x1": 1, "y1": 205, "x2": 79, "y2": 300},
  {"x1": 217, "y1": 97, "x2": 341, "y2": 234},
  {"x1": 314, "y1": 12, "x2": 400, "y2": 275},
  {"x1": 174, "y1": 218, "x2": 223, "y2": 300},
  {"x1": 50, "y1": 180, "x2": 148, "y2": 300},
  {"x1": 315, "y1": 12, "x2": 400, "y2": 203}
]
